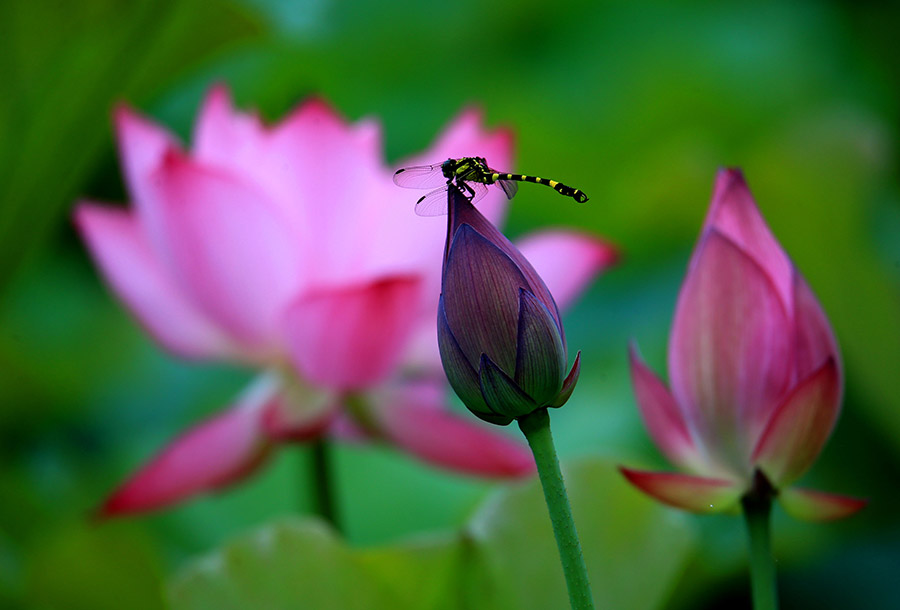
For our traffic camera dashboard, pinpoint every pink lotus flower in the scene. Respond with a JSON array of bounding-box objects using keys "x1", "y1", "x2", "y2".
[
  {"x1": 76, "y1": 85, "x2": 617, "y2": 515},
  {"x1": 621, "y1": 169, "x2": 865, "y2": 521}
]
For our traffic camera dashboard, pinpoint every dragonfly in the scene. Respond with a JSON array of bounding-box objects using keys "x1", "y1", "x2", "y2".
[{"x1": 392, "y1": 156, "x2": 589, "y2": 216}]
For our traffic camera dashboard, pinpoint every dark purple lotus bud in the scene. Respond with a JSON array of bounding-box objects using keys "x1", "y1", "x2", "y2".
[{"x1": 437, "y1": 185, "x2": 581, "y2": 425}]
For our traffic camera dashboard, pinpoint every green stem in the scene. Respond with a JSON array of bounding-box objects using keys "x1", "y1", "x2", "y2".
[
  {"x1": 741, "y1": 473, "x2": 778, "y2": 610},
  {"x1": 518, "y1": 408, "x2": 595, "y2": 610},
  {"x1": 308, "y1": 439, "x2": 340, "y2": 532}
]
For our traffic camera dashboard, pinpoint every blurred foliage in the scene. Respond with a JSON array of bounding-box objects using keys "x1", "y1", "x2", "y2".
[
  {"x1": 169, "y1": 459, "x2": 694, "y2": 610},
  {"x1": 1, "y1": 0, "x2": 898, "y2": 608},
  {"x1": 170, "y1": 519, "x2": 403, "y2": 609},
  {"x1": 461, "y1": 459, "x2": 692, "y2": 609}
]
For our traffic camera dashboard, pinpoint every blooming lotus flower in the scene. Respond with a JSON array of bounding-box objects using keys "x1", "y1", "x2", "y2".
[
  {"x1": 438, "y1": 186, "x2": 583, "y2": 425},
  {"x1": 621, "y1": 169, "x2": 865, "y2": 521},
  {"x1": 76, "y1": 85, "x2": 617, "y2": 515}
]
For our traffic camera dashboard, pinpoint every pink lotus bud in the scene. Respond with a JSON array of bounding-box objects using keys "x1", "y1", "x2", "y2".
[{"x1": 621, "y1": 169, "x2": 865, "y2": 521}]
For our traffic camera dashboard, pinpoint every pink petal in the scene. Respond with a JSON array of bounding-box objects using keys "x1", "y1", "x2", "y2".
[
  {"x1": 358, "y1": 175, "x2": 446, "y2": 287},
  {"x1": 401, "y1": 324, "x2": 447, "y2": 377},
  {"x1": 779, "y1": 486, "x2": 867, "y2": 521},
  {"x1": 264, "y1": 98, "x2": 397, "y2": 285},
  {"x1": 793, "y1": 273, "x2": 841, "y2": 384},
  {"x1": 619, "y1": 467, "x2": 743, "y2": 513},
  {"x1": 284, "y1": 275, "x2": 422, "y2": 391},
  {"x1": 703, "y1": 169, "x2": 794, "y2": 310},
  {"x1": 515, "y1": 230, "x2": 619, "y2": 310},
  {"x1": 74, "y1": 203, "x2": 233, "y2": 360},
  {"x1": 752, "y1": 358, "x2": 841, "y2": 487},
  {"x1": 99, "y1": 375, "x2": 280, "y2": 516},
  {"x1": 195, "y1": 88, "x2": 416, "y2": 288},
  {"x1": 276, "y1": 96, "x2": 383, "y2": 167},
  {"x1": 147, "y1": 151, "x2": 303, "y2": 350},
  {"x1": 192, "y1": 84, "x2": 267, "y2": 171},
  {"x1": 668, "y1": 230, "x2": 793, "y2": 475},
  {"x1": 629, "y1": 344, "x2": 705, "y2": 473},
  {"x1": 193, "y1": 85, "x2": 309, "y2": 235},
  {"x1": 369, "y1": 380, "x2": 535, "y2": 478},
  {"x1": 114, "y1": 105, "x2": 180, "y2": 226}
]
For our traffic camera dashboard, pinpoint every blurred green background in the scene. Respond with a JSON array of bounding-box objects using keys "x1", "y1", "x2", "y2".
[{"x1": 1, "y1": 0, "x2": 898, "y2": 607}]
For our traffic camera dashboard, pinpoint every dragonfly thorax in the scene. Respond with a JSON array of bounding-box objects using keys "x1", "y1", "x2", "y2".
[{"x1": 441, "y1": 157, "x2": 491, "y2": 183}]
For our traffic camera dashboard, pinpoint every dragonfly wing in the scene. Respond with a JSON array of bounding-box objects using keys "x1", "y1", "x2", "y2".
[
  {"x1": 414, "y1": 186, "x2": 452, "y2": 216},
  {"x1": 468, "y1": 182, "x2": 491, "y2": 205},
  {"x1": 496, "y1": 179, "x2": 518, "y2": 200},
  {"x1": 393, "y1": 164, "x2": 448, "y2": 188}
]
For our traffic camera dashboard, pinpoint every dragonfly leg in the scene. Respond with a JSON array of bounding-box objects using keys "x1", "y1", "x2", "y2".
[{"x1": 456, "y1": 179, "x2": 477, "y2": 201}]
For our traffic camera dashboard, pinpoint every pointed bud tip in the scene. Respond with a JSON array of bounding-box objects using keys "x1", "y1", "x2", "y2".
[
  {"x1": 112, "y1": 102, "x2": 136, "y2": 126},
  {"x1": 716, "y1": 166, "x2": 747, "y2": 185}
]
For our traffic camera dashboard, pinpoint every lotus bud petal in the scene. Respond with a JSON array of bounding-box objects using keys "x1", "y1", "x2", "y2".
[{"x1": 438, "y1": 186, "x2": 576, "y2": 423}]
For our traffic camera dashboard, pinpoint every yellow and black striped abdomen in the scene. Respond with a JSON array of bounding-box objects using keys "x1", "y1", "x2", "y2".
[{"x1": 491, "y1": 172, "x2": 589, "y2": 203}]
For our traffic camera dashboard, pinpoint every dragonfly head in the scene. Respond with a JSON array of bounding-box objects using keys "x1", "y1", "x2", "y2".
[{"x1": 441, "y1": 158, "x2": 458, "y2": 180}]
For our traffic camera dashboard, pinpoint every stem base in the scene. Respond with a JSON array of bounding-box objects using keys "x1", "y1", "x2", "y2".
[{"x1": 741, "y1": 471, "x2": 778, "y2": 610}]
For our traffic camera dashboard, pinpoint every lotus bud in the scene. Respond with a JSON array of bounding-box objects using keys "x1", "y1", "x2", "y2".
[{"x1": 437, "y1": 185, "x2": 581, "y2": 425}]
